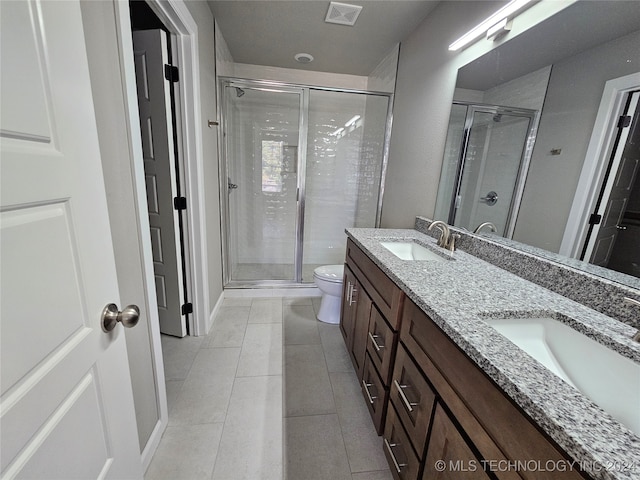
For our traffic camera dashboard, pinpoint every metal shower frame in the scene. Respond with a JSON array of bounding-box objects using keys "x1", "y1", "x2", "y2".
[{"x1": 217, "y1": 77, "x2": 394, "y2": 288}]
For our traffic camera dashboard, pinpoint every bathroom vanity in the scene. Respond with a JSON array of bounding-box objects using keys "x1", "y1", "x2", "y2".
[{"x1": 339, "y1": 227, "x2": 640, "y2": 480}]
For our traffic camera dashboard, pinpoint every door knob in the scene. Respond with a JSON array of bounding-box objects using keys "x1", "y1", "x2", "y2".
[{"x1": 101, "y1": 303, "x2": 140, "y2": 332}]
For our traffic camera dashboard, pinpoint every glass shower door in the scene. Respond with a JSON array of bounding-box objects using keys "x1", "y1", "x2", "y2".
[
  {"x1": 301, "y1": 90, "x2": 389, "y2": 281},
  {"x1": 224, "y1": 84, "x2": 303, "y2": 282},
  {"x1": 453, "y1": 107, "x2": 535, "y2": 236}
]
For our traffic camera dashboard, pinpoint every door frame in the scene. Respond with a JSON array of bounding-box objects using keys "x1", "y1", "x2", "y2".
[
  {"x1": 112, "y1": 0, "x2": 209, "y2": 469},
  {"x1": 580, "y1": 91, "x2": 640, "y2": 263},
  {"x1": 561, "y1": 72, "x2": 640, "y2": 257}
]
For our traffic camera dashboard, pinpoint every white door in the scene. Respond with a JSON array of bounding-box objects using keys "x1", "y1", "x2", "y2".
[
  {"x1": 133, "y1": 30, "x2": 186, "y2": 337},
  {"x1": 586, "y1": 91, "x2": 640, "y2": 265},
  {"x1": 0, "y1": 1, "x2": 142, "y2": 478}
]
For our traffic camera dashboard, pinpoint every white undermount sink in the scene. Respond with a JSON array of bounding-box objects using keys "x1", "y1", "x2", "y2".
[
  {"x1": 380, "y1": 241, "x2": 447, "y2": 262},
  {"x1": 485, "y1": 316, "x2": 640, "y2": 436}
]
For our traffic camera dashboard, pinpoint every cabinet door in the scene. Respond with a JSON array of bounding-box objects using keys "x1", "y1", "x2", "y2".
[
  {"x1": 383, "y1": 405, "x2": 421, "y2": 480},
  {"x1": 367, "y1": 306, "x2": 397, "y2": 385},
  {"x1": 340, "y1": 265, "x2": 358, "y2": 350},
  {"x1": 390, "y1": 343, "x2": 436, "y2": 456},
  {"x1": 351, "y1": 282, "x2": 372, "y2": 379},
  {"x1": 423, "y1": 404, "x2": 492, "y2": 480},
  {"x1": 362, "y1": 353, "x2": 389, "y2": 434}
]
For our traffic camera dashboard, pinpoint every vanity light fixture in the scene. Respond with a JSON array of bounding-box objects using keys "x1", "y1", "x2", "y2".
[
  {"x1": 345, "y1": 115, "x2": 361, "y2": 127},
  {"x1": 448, "y1": 0, "x2": 533, "y2": 51},
  {"x1": 332, "y1": 127, "x2": 345, "y2": 136}
]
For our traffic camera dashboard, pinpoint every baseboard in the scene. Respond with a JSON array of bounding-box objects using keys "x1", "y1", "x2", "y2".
[
  {"x1": 224, "y1": 286, "x2": 321, "y2": 298},
  {"x1": 206, "y1": 291, "x2": 225, "y2": 335}
]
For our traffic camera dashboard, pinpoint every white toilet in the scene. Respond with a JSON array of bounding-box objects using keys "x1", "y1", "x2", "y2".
[{"x1": 313, "y1": 264, "x2": 344, "y2": 324}]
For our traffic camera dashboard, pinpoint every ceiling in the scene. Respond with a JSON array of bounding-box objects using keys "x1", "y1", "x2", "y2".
[{"x1": 207, "y1": 1, "x2": 439, "y2": 76}]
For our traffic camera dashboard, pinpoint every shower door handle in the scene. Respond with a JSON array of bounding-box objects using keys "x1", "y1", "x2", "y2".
[{"x1": 228, "y1": 177, "x2": 238, "y2": 192}]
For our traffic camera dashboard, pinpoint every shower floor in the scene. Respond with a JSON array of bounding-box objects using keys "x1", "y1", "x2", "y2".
[{"x1": 231, "y1": 263, "x2": 325, "y2": 283}]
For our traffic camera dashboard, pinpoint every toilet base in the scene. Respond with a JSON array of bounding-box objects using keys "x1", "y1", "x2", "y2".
[{"x1": 317, "y1": 294, "x2": 341, "y2": 324}]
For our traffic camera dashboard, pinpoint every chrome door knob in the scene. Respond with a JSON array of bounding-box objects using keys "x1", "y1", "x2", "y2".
[{"x1": 101, "y1": 303, "x2": 140, "y2": 332}]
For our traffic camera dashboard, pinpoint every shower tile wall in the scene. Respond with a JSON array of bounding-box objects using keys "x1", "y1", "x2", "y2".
[{"x1": 302, "y1": 91, "x2": 387, "y2": 276}]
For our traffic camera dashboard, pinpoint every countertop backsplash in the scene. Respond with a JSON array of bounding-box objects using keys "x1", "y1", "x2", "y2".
[{"x1": 415, "y1": 216, "x2": 640, "y2": 329}]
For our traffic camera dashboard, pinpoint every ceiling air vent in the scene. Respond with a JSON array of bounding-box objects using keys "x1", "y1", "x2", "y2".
[{"x1": 325, "y1": 2, "x2": 363, "y2": 26}]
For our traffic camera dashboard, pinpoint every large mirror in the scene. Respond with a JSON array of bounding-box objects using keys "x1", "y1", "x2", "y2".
[{"x1": 435, "y1": 0, "x2": 640, "y2": 289}]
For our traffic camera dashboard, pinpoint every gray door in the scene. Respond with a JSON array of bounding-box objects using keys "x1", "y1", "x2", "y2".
[
  {"x1": 133, "y1": 30, "x2": 186, "y2": 337},
  {"x1": 587, "y1": 91, "x2": 640, "y2": 266}
]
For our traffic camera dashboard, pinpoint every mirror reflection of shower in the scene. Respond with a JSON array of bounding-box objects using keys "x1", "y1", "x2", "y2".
[{"x1": 434, "y1": 102, "x2": 538, "y2": 237}]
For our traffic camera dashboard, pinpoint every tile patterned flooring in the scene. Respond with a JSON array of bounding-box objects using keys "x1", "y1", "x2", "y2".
[{"x1": 146, "y1": 295, "x2": 392, "y2": 480}]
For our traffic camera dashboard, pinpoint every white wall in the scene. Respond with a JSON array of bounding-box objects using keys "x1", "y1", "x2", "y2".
[
  {"x1": 368, "y1": 45, "x2": 400, "y2": 93},
  {"x1": 184, "y1": 0, "x2": 224, "y2": 325},
  {"x1": 381, "y1": 0, "x2": 574, "y2": 228},
  {"x1": 514, "y1": 29, "x2": 640, "y2": 252}
]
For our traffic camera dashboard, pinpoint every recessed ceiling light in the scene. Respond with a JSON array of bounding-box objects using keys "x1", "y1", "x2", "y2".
[{"x1": 294, "y1": 53, "x2": 314, "y2": 64}]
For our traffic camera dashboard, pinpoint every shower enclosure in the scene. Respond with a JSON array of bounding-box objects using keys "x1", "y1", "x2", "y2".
[
  {"x1": 220, "y1": 79, "x2": 391, "y2": 286},
  {"x1": 435, "y1": 102, "x2": 538, "y2": 237}
]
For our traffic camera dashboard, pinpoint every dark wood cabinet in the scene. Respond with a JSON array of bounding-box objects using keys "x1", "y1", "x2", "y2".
[
  {"x1": 389, "y1": 343, "x2": 436, "y2": 457},
  {"x1": 383, "y1": 404, "x2": 421, "y2": 480},
  {"x1": 400, "y1": 298, "x2": 587, "y2": 480},
  {"x1": 351, "y1": 283, "x2": 372, "y2": 379},
  {"x1": 339, "y1": 265, "x2": 358, "y2": 351},
  {"x1": 342, "y1": 240, "x2": 588, "y2": 480},
  {"x1": 362, "y1": 353, "x2": 388, "y2": 434},
  {"x1": 423, "y1": 404, "x2": 492, "y2": 480},
  {"x1": 367, "y1": 306, "x2": 397, "y2": 385},
  {"x1": 341, "y1": 238, "x2": 405, "y2": 432}
]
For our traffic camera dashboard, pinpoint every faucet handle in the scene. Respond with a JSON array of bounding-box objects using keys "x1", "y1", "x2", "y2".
[{"x1": 447, "y1": 233, "x2": 461, "y2": 252}]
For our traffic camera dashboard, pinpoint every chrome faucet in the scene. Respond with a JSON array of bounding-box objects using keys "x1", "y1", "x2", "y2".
[
  {"x1": 428, "y1": 221, "x2": 460, "y2": 252},
  {"x1": 428, "y1": 221, "x2": 450, "y2": 249},
  {"x1": 474, "y1": 222, "x2": 497, "y2": 234}
]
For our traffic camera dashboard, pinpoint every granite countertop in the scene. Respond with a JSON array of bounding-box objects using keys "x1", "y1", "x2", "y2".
[{"x1": 346, "y1": 228, "x2": 640, "y2": 480}]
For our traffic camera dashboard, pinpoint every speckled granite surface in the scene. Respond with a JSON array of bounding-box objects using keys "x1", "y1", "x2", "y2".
[
  {"x1": 414, "y1": 216, "x2": 640, "y2": 329},
  {"x1": 346, "y1": 227, "x2": 640, "y2": 480}
]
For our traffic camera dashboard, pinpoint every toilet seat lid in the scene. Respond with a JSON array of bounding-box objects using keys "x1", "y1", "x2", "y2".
[{"x1": 313, "y1": 264, "x2": 344, "y2": 282}]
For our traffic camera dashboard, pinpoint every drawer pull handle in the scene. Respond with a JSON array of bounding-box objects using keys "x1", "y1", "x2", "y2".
[
  {"x1": 394, "y1": 380, "x2": 418, "y2": 413},
  {"x1": 368, "y1": 332, "x2": 384, "y2": 351},
  {"x1": 383, "y1": 438, "x2": 406, "y2": 473},
  {"x1": 349, "y1": 284, "x2": 357, "y2": 306},
  {"x1": 362, "y1": 379, "x2": 377, "y2": 404}
]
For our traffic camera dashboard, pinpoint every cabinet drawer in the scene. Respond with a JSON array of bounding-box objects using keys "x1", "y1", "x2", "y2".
[
  {"x1": 346, "y1": 239, "x2": 404, "y2": 328},
  {"x1": 367, "y1": 306, "x2": 397, "y2": 385},
  {"x1": 383, "y1": 404, "x2": 421, "y2": 480},
  {"x1": 400, "y1": 298, "x2": 587, "y2": 480},
  {"x1": 423, "y1": 404, "x2": 492, "y2": 480},
  {"x1": 390, "y1": 343, "x2": 436, "y2": 457},
  {"x1": 362, "y1": 353, "x2": 388, "y2": 435}
]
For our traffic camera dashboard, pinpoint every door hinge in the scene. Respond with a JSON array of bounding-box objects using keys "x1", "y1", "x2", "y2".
[
  {"x1": 164, "y1": 64, "x2": 179, "y2": 83},
  {"x1": 181, "y1": 303, "x2": 193, "y2": 315},
  {"x1": 618, "y1": 115, "x2": 632, "y2": 128},
  {"x1": 589, "y1": 213, "x2": 602, "y2": 225},
  {"x1": 174, "y1": 196, "x2": 187, "y2": 211}
]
